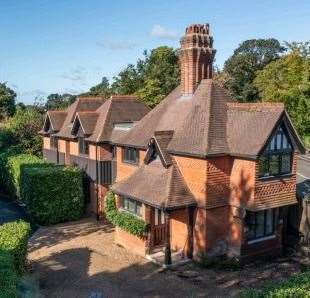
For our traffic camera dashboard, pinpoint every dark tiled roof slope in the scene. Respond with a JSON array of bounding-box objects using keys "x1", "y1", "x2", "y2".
[
  {"x1": 117, "y1": 79, "x2": 304, "y2": 157},
  {"x1": 111, "y1": 159, "x2": 196, "y2": 210}
]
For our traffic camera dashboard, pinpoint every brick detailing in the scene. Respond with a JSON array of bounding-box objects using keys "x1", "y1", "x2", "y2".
[
  {"x1": 206, "y1": 157, "x2": 231, "y2": 208},
  {"x1": 180, "y1": 24, "x2": 216, "y2": 95},
  {"x1": 252, "y1": 153, "x2": 297, "y2": 210},
  {"x1": 89, "y1": 144, "x2": 113, "y2": 161}
]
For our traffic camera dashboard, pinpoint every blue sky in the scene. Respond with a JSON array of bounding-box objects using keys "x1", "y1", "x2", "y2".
[{"x1": 1, "y1": 0, "x2": 310, "y2": 104}]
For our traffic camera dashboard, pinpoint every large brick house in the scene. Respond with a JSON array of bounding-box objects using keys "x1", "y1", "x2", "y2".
[
  {"x1": 110, "y1": 24, "x2": 305, "y2": 264},
  {"x1": 41, "y1": 23, "x2": 305, "y2": 265},
  {"x1": 40, "y1": 95, "x2": 150, "y2": 215}
]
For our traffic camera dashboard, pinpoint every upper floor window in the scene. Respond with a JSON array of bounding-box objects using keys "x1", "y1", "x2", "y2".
[
  {"x1": 122, "y1": 147, "x2": 138, "y2": 164},
  {"x1": 120, "y1": 197, "x2": 142, "y2": 217},
  {"x1": 245, "y1": 209, "x2": 276, "y2": 242},
  {"x1": 78, "y1": 137, "x2": 89, "y2": 155},
  {"x1": 50, "y1": 136, "x2": 58, "y2": 149},
  {"x1": 258, "y1": 125, "x2": 293, "y2": 178}
]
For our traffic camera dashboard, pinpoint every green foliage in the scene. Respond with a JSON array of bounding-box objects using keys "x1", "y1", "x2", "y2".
[
  {"x1": 241, "y1": 271, "x2": 310, "y2": 298},
  {"x1": 45, "y1": 93, "x2": 76, "y2": 110},
  {"x1": 223, "y1": 39, "x2": 285, "y2": 102},
  {"x1": 0, "y1": 82, "x2": 16, "y2": 120},
  {"x1": 254, "y1": 52, "x2": 310, "y2": 138},
  {"x1": 86, "y1": 46, "x2": 180, "y2": 108},
  {"x1": 0, "y1": 220, "x2": 30, "y2": 274},
  {"x1": 82, "y1": 77, "x2": 113, "y2": 98},
  {"x1": 304, "y1": 135, "x2": 310, "y2": 150},
  {"x1": 0, "y1": 249, "x2": 18, "y2": 298},
  {"x1": 21, "y1": 165, "x2": 84, "y2": 225},
  {"x1": 105, "y1": 191, "x2": 149, "y2": 237},
  {"x1": 3, "y1": 154, "x2": 47, "y2": 198},
  {"x1": 0, "y1": 106, "x2": 44, "y2": 156}
]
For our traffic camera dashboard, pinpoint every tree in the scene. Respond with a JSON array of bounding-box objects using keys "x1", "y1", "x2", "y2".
[
  {"x1": 0, "y1": 106, "x2": 44, "y2": 156},
  {"x1": 254, "y1": 52, "x2": 310, "y2": 138},
  {"x1": 45, "y1": 93, "x2": 76, "y2": 110},
  {"x1": 86, "y1": 46, "x2": 180, "y2": 108},
  {"x1": 0, "y1": 83, "x2": 16, "y2": 120},
  {"x1": 223, "y1": 39, "x2": 286, "y2": 102},
  {"x1": 83, "y1": 76, "x2": 113, "y2": 98}
]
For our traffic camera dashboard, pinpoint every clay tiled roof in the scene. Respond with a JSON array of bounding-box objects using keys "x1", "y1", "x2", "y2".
[
  {"x1": 54, "y1": 96, "x2": 105, "y2": 139},
  {"x1": 117, "y1": 79, "x2": 305, "y2": 157},
  {"x1": 40, "y1": 110, "x2": 67, "y2": 135},
  {"x1": 74, "y1": 112, "x2": 99, "y2": 135},
  {"x1": 86, "y1": 95, "x2": 150, "y2": 143},
  {"x1": 44, "y1": 95, "x2": 149, "y2": 142},
  {"x1": 111, "y1": 160, "x2": 196, "y2": 210}
]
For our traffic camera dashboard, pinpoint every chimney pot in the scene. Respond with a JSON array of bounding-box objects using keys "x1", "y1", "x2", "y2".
[{"x1": 180, "y1": 23, "x2": 215, "y2": 96}]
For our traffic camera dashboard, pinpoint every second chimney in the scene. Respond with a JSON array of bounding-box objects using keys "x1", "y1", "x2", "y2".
[{"x1": 180, "y1": 24, "x2": 216, "y2": 96}]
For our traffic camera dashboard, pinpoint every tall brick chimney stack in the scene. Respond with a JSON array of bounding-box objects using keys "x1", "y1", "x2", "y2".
[{"x1": 180, "y1": 24, "x2": 216, "y2": 96}]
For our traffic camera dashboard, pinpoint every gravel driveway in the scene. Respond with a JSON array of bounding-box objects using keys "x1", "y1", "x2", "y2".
[
  {"x1": 27, "y1": 218, "x2": 308, "y2": 298},
  {"x1": 27, "y1": 218, "x2": 206, "y2": 298}
]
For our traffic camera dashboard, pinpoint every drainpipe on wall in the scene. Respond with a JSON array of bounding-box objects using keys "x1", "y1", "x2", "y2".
[{"x1": 96, "y1": 144, "x2": 99, "y2": 221}]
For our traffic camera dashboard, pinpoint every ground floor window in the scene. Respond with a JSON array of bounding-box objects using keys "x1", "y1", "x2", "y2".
[
  {"x1": 120, "y1": 197, "x2": 142, "y2": 217},
  {"x1": 245, "y1": 209, "x2": 276, "y2": 241}
]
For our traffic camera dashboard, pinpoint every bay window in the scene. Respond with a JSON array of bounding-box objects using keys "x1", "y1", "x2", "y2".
[{"x1": 245, "y1": 209, "x2": 276, "y2": 241}]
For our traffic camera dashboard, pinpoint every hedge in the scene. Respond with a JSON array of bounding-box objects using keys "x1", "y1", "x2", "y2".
[
  {"x1": 21, "y1": 165, "x2": 84, "y2": 225},
  {"x1": 241, "y1": 271, "x2": 310, "y2": 298},
  {"x1": 0, "y1": 250, "x2": 18, "y2": 298},
  {"x1": 0, "y1": 152, "x2": 49, "y2": 198},
  {"x1": 0, "y1": 220, "x2": 30, "y2": 274},
  {"x1": 105, "y1": 191, "x2": 149, "y2": 237}
]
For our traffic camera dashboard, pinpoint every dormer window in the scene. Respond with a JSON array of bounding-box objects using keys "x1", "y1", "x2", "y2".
[
  {"x1": 258, "y1": 125, "x2": 293, "y2": 178},
  {"x1": 122, "y1": 147, "x2": 138, "y2": 164},
  {"x1": 78, "y1": 137, "x2": 89, "y2": 155}
]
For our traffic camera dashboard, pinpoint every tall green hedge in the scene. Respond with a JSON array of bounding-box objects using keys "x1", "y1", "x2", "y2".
[
  {"x1": 105, "y1": 191, "x2": 149, "y2": 237},
  {"x1": 0, "y1": 220, "x2": 30, "y2": 273},
  {"x1": 0, "y1": 220, "x2": 31, "y2": 298},
  {"x1": 0, "y1": 152, "x2": 48, "y2": 198},
  {"x1": 21, "y1": 166, "x2": 84, "y2": 225},
  {"x1": 0, "y1": 249, "x2": 18, "y2": 298}
]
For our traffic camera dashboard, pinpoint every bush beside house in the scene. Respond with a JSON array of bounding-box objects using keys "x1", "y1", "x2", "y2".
[
  {"x1": 0, "y1": 220, "x2": 31, "y2": 298},
  {"x1": 21, "y1": 166, "x2": 84, "y2": 225},
  {"x1": 105, "y1": 191, "x2": 149, "y2": 237},
  {"x1": 0, "y1": 152, "x2": 47, "y2": 197}
]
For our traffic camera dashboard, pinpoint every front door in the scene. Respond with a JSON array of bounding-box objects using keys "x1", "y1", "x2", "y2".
[{"x1": 152, "y1": 208, "x2": 166, "y2": 247}]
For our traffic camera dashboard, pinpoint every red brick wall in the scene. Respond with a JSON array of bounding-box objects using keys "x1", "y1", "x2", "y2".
[
  {"x1": 43, "y1": 137, "x2": 50, "y2": 149},
  {"x1": 170, "y1": 209, "x2": 189, "y2": 252},
  {"x1": 115, "y1": 146, "x2": 146, "y2": 182}
]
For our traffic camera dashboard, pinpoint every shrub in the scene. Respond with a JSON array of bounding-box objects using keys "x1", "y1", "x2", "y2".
[
  {"x1": 105, "y1": 191, "x2": 149, "y2": 237},
  {"x1": 241, "y1": 271, "x2": 310, "y2": 298},
  {"x1": 0, "y1": 220, "x2": 30, "y2": 273},
  {"x1": 0, "y1": 249, "x2": 18, "y2": 298},
  {"x1": 21, "y1": 165, "x2": 84, "y2": 225},
  {"x1": 0, "y1": 148, "x2": 20, "y2": 191}
]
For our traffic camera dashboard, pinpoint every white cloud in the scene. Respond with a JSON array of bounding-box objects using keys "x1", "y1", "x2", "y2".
[
  {"x1": 150, "y1": 25, "x2": 178, "y2": 40},
  {"x1": 60, "y1": 66, "x2": 88, "y2": 86},
  {"x1": 96, "y1": 41, "x2": 137, "y2": 51}
]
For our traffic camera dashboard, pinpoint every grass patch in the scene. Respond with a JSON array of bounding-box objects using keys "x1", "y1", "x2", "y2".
[{"x1": 240, "y1": 271, "x2": 310, "y2": 298}]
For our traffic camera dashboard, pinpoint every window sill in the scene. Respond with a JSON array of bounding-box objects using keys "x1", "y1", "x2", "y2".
[
  {"x1": 122, "y1": 160, "x2": 139, "y2": 166},
  {"x1": 119, "y1": 208, "x2": 142, "y2": 219},
  {"x1": 247, "y1": 234, "x2": 276, "y2": 245},
  {"x1": 258, "y1": 173, "x2": 293, "y2": 181}
]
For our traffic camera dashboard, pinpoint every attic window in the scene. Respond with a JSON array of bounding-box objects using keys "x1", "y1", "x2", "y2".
[
  {"x1": 114, "y1": 122, "x2": 134, "y2": 131},
  {"x1": 258, "y1": 125, "x2": 293, "y2": 178}
]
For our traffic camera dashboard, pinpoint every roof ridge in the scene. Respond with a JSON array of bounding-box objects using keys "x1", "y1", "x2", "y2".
[{"x1": 96, "y1": 99, "x2": 113, "y2": 142}]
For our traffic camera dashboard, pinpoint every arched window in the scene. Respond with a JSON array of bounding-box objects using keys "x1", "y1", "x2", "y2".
[{"x1": 258, "y1": 125, "x2": 293, "y2": 178}]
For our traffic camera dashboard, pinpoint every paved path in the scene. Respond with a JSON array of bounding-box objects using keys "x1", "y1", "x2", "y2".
[
  {"x1": 297, "y1": 154, "x2": 310, "y2": 182},
  {"x1": 27, "y1": 218, "x2": 207, "y2": 298},
  {"x1": 0, "y1": 195, "x2": 28, "y2": 224}
]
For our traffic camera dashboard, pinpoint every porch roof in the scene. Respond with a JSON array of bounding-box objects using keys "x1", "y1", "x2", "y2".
[{"x1": 111, "y1": 161, "x2": 196, "y2": 210}]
